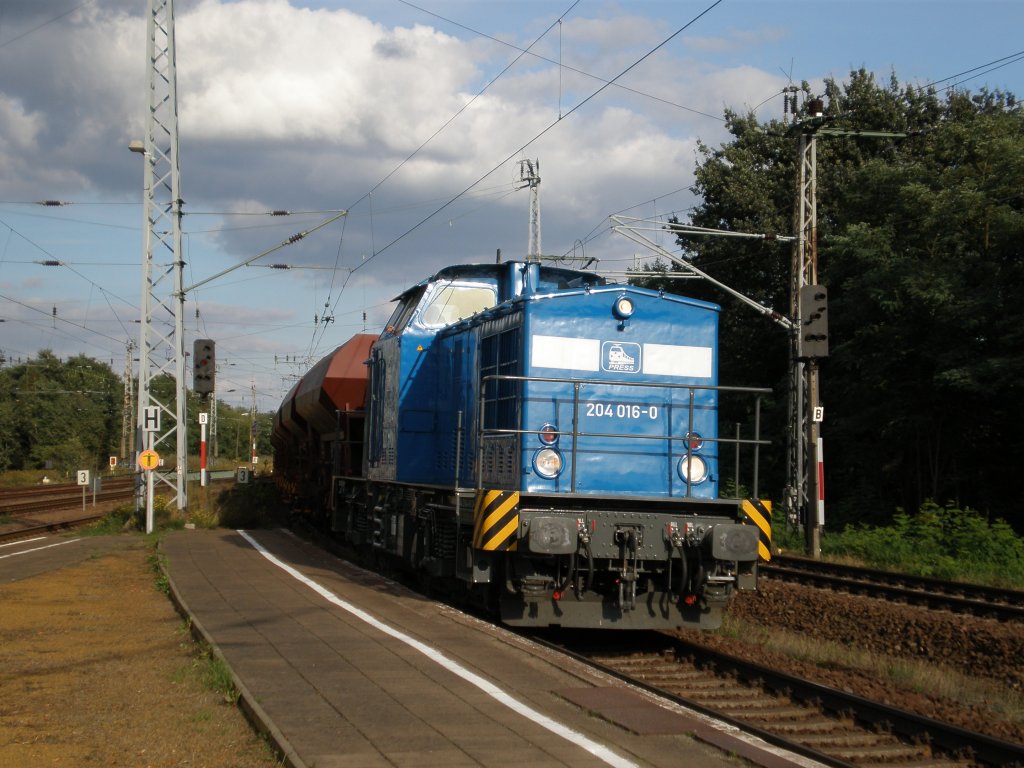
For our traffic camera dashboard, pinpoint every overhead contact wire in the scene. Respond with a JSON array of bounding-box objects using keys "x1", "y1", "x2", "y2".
[{"x1": 354, "y1": 0, "x2": 725, "y2": 273}]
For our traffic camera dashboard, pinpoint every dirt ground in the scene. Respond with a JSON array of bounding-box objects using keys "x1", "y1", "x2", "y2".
[{"x1": 0, "y1": 543, "x2": 280, "y2": 767}]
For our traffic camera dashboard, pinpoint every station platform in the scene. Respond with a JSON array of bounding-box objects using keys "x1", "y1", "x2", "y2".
[{"x1": 161, "y1": 528, "x2": 824, "y2": 768}]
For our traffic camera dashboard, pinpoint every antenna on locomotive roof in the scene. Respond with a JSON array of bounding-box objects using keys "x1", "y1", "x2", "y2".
[
  {"x1": 496, "y1": 248, "x2": 501, "y2": 264},
  {"x1": 517, "y1": 159, "x2": 541, "y2": 262}
]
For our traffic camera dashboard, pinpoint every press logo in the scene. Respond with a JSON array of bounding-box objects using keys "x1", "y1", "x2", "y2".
[{"x1": 602, "y1": 341, "x2": 641, "y2": 373}]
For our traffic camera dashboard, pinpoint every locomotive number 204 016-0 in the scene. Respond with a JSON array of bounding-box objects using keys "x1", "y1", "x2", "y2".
[{"x1": 585, "y1": 402, "x2": 658, "y2": 420}]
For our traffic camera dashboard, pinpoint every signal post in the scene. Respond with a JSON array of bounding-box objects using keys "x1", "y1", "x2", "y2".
[
  {"x1": 199, "y1": 412, "x2": 209, "y2": 487},
  {"x1": 799, "y1": 285, "x2": 828, "y2": 556},
  {"x1": 138, "y1": 448, "x2": 160, "y2": 533},
  {"x1": 194, "y1": 339, "x2": 215, "y2": 489}
]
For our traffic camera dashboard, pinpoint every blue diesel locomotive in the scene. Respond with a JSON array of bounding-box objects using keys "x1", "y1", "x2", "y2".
[{"x1": 273, "y1": 260, "x2": 771, "y2": 630}]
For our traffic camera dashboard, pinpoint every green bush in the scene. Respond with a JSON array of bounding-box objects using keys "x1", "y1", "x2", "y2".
[
  {"x1": 84, "y1": 481, "x2": 283, "y2": 533},
  {"x1": 85, "y1": 495, "x2": 184, "y2": 535},
  {"x1": 820, "y1": 501, "x2": 1024, "y2": 588}
]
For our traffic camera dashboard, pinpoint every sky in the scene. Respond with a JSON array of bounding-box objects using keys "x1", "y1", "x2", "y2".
[{"x1": 1, "y1": 0, "x2": 1022, "y2": 412}]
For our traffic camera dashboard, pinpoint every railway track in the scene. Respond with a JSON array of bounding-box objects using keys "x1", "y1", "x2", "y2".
[
  {"x1": 0, "y1": 512, "x2": 108, "y2": 544},
  {"x1": 0, "y1": 474, "x2": 239, "y2": 545},
  {"x1": 0, "y1": 473, "x2": 239, "y2": 519},
  {"x1": 0, "y1": 488, "x2": 136, "y2": 517},
  {"x1": 0, "y1": 479, "x2": 135, "y2": 537},
  {"x1": 542, "y1": 630, "x2": 1024, "y2": 768},
  {"x1": 762, "y1": 555, "x2": 1024, "y2": 623},
  {"x1": 0, "y1": 477, "x2": 135, "y2": 498}
]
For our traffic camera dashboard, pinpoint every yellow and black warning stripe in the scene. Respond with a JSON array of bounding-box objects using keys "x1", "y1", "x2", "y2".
[
  {"x1": 741, "y1": 498, "x2": 773, "y2": 561},
  {"x1": 472, "y1": 490, "x2": 519, "y2": 551}
]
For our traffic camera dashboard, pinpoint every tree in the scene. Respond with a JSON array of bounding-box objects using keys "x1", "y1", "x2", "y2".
[
  {"x1": 825, "y1": 86, "x2": 1024, "y2": 525},
  {"x1": 0, "y1": 352, "x2": 278, "y2": 477},
  {"x1": 640, "y1": 70, "x2": 1024, "y2": 530},
  {"x1": 0, "y1": 351, "x2": 121, "y2": 475}
]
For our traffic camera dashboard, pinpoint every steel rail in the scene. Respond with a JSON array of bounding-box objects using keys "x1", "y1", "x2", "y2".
[
  {"x1": 0, "y1": 514, "x2": 106, "y2": 545},
  {"x1": 536, "y1": 632, "x2": 1024, "y2": 768}
]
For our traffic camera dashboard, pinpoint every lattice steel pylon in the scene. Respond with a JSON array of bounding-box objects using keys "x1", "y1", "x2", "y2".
[
  {"x1": 785, "y1": 114, "x2": 906, "y2": 558},
  {"x1": 133, "y1": 0, "x2": 187, "y2": 518},
  {"x1": 787, "y1": 125, "x2": 822, "y2": 558}
]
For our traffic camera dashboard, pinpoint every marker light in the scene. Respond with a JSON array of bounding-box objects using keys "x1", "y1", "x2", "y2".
[
  {"x1": 533, "y1": 448, "x2": 563, "y2": 478},
  {"x1": 685, "y1": 432, "x2": 704, "y2": 451},
  {"x1": 678, "y1": 454, "x2": 708, "y2": 483},
  {"x1": 613, "y1": 295, "x2": 635, "y2": 319},
  {"x1": 539, "y1": 424, "x2": 559, "y2": 445}
]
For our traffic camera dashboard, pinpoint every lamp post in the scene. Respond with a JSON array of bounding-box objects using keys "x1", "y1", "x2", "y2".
[{"x1": 128, "y1": 140, "x2": 151, "y2": 523}]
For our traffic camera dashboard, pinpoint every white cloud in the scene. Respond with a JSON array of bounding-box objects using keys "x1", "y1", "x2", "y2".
[
  {"x1": 179, "y1": 0, "x2": 478, "y2": 148},
  {"x1": 0, "y1": 0, "x2": 806, "y2": 401},
  {"x1": 0, "y1": 94, "x2": 43, "y2": 150}
]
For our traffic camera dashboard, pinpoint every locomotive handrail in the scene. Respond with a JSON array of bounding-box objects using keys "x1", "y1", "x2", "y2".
[{"x1": 479, "y1": 374, "x2": 771, "y2": 497}]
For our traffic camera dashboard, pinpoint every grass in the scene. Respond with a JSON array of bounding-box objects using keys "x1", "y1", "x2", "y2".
[
  {"x1": 151, "y1": 553, "x2": 171, "y2": 594},
  {"x1": 87, "y1": 478, "x2": 282, "y2": 532},
  {"x1": 0, "y1": 469, "x2": 64, "y2": 487},
  {"x1": 200, "y1": 650, "x2": 241, "y2": 704},
  {"x1": 77, "y1": 477, "x2": 282, "y2": 536},
  {"x1": 79, "y1": 502, "x2": 137, "y2": 535},
  {"x1": 169, "y1": 632, "x2": 242, "y2": 705},
  {"x1": 0, "y1": 468, "x2": 137, "y2": 488}
]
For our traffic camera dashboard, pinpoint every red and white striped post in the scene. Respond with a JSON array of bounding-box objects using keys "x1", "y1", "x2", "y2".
[
  {"x1": 199, "y1": 412, "x2": 208, "y2": 487},
  {"x1": 816, "y1": 436, "x2": 825, "y2": 526}
]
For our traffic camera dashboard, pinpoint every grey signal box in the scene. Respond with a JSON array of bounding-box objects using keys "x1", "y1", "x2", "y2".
[
  {"x1": 799, "y1": 285, "x2": 829, "y2": 359},
  {"x1": 193, "y1": 339, "x2": 216, "y2": 395}
]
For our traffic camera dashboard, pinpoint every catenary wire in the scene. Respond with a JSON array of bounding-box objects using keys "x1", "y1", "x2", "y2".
[{"x1": 351, "y1": 0, "x2": 725, "y2": 275}]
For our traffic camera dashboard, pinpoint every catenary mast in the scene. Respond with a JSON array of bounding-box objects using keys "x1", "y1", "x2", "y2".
[{"x1": 133, "y1": 0, "x2": 187, "y2": 519}]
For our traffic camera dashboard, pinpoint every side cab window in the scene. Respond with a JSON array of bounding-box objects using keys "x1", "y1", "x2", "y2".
[{"x1": 383, "y1": 287, "x2": 424, "y2": 336}]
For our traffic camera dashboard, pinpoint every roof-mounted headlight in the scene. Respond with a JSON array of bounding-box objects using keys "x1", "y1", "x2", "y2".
[{"x1": 613, "y1": 295, "x2": 635, "y2": 320}]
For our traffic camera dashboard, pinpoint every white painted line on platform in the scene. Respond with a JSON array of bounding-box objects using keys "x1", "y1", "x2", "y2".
[
  {"x1": 237, "y1": 529, "x2": 639, "y2": 768},
  {"x1": 0, "y1": 538, "x2": 81, "y2": 559},
  {"x1": 0, "y1": 536, "x2": 47, "y2": 549}
]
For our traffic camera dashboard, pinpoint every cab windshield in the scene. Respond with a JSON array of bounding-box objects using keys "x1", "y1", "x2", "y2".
[{"x1": 419, "y1": 283, "x2": 496, "y2": 327}]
